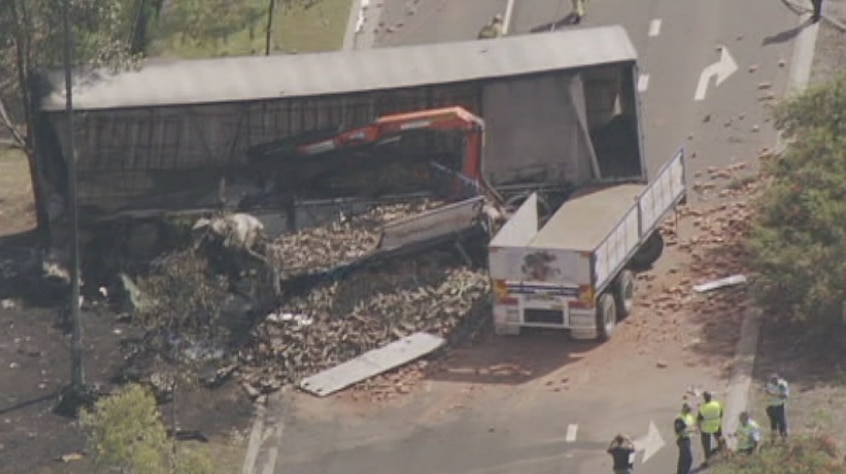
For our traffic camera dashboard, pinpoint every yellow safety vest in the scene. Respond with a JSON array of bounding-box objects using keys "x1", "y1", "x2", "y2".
[
  {"x1": 699, "y1": 400, "x2": 722, "y2": 434},
  {"x1": 676, "y1": 413, "x2": 696, "y2": 440},
  {"x1": 477, "y1": 24, "x2": 502, "y2": 39},
  {"x1": 736, "y1": 420, "x2": 760, "y2": 450},
  {"x1": 766, "y1": 379, "x2": 788, "y2": 406}
]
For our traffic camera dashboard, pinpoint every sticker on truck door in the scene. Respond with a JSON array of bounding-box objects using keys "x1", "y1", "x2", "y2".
[{"x1": 521, "y1": 251, "x2": 561, "y2": 281}]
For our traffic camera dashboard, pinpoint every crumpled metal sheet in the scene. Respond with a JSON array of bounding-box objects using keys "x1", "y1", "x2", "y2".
[{"x1": 299, "y1": 332, "x2": 446, "y2": 397}]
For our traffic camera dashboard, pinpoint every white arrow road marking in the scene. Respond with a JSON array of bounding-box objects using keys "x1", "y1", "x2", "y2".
[
  {"x1": 565, "y1": 424, "x2": 579, "y2": 442},
  {"x1": 648, "y1": 19, "x2": 662, "y2": 37},
  {"x1": 634, "y1": 420, "x2": 666, "y2": 464},
  {"x1": 694, "y1": 46, "x2": 739, "y2": 101},
  {"x1": 638, "y1": 73, "x2": 650, "y2": 93}
]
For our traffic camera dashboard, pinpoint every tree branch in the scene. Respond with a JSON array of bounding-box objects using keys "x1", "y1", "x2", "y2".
[{"x1": 0, "y1": 96, "x2": 26, "y2": 149}]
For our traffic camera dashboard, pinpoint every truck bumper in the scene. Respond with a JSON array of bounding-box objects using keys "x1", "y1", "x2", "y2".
[{"x1": 568, "y1": 309, "x2": 597, "y2": 340}]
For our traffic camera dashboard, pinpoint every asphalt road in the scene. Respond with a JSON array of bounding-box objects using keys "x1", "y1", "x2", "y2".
[
  {"x1": 374, "y1": 0, "x2": 799, "y2": 181},
  {"x1": 256, "y1": 1, "x2": 810, "y2": 473}
]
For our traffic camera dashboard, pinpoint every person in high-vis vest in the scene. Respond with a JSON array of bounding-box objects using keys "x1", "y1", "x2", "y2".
[
  {"x1": 674, "y1": 403, "x2": 696, "y2": 474},
  {"x1": 735, "y1": 411, "x2": 761, "y2": 455},
  {"x1": 696, "y1": 391, "x2": 725, "y2": 466},
  {"x1": 570, "y1": 0, "x2": 587, "y2": 23},
  {"x1": 477, "y1": 14, "x2": 504, "y2": 40},
  {"x1": 765, "y1": 373, "x2": 789, "y2": 441}
]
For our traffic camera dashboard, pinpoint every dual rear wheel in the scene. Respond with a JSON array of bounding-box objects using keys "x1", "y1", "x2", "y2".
[{"x1": 595, "y1": 269, "x2": 635, "y2": 341}]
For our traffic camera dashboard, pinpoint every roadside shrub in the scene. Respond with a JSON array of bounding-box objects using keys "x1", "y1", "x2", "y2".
[
  {"x1": 80, "y1": 383, "x2": 212, "y2": 474},
  {"x1": 710, "y1": 434, "x2": 846, "y2": 474},
  {"x1": 80, "y1": 384, "x2": 169, "y2": 473},
  {"x1": 748, "y1": 74, "x2": 846, "y2": 324}
]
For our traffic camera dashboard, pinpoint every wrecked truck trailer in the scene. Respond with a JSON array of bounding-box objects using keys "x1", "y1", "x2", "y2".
[
  {"x1": 31, "y1": 25, "x2": 645, "y2": 262},
  {"x1": 489, "y1": 149, "x2": 687, "y2": 340}
]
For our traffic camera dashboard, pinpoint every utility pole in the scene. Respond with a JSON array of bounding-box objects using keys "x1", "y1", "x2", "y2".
[
  {"x1": 61, "y1": 0, "x2": 84, "y2": 389},
  {"x1": 265, "y1": 0, "x2": 277, "y2": 55}
]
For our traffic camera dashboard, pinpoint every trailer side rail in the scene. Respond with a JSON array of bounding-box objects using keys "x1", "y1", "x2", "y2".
[{"x1": 591, "y1": 148, "x2": 686, "y2": 292}]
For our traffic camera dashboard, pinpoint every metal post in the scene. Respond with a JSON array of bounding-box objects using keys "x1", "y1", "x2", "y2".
[
  {"x1": 265, "y1": 0, "x2": 277, "y2": 56},
  {"x1": 61, "y1": 0, "x2": 84, "y2": 388}
]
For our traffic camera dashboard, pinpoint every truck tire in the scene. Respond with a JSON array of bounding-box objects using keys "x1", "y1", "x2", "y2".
[
  {"x1": 614, "y1": 269, "x2": 635, "y2": 319},
  {"x1": 630, "y1": 231, "x2": 664, "y2": 269},
  {"x1": 596, "y1": 293, "x2": 617, "y2": 341}
]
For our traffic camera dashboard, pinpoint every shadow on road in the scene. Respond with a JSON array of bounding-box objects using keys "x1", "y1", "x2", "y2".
[
  {"x1": 0, "y1": 392, "x2": 58, "y2": 416},
  {"x1": 763, "y1": 19, "x2": 813, "y2": 46},
  {"x1": 529, "y1": 14, "x2": 581, "y2": 33},
  {"x1": 425, "y1": 329, "x2": 601, "y2": 385}
]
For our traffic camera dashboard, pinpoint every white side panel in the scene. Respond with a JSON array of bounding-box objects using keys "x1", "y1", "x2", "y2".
[
  {"x1": 639, "y1": 148, "x2": 686, "y2": 235},
  {"x1": 489, "y1": 246, "x2": 531, "y2": 280},
  {"x1": 593, "y1": 204, "x2": 640, "y2": 289},
  {"x1": 490, "y1": 193, "x2": 538, "y2": 248},
  {"x1": 379, "y1": 196, "x2": 485, "y2": 251},
  {"x1": 490, "y1": 246, "x2": 592, "y2": 286}
]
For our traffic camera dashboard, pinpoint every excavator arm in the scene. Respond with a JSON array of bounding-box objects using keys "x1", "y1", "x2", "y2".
[{"x1": 293, "y1": 106, "x2": 485, "y2": 183}]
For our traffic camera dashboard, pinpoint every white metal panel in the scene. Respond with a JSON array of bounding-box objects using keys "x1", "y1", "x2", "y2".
[
  {"x1": 491, "y1": 246, "x2": 592, "y2": 286},
  {"x1": 41, "y1": 26, "x2": 638, "y2": 111},
  {"x1": 488, "y1": 246, "x2": 529, "y2": 280},
  {"x1": 593, "y1": 205, "x2": 640, "y2": 289},
  {"x1": 639, "y1": 149, "x2": 686, "y2": 235},
  {"x1": 379, "y1": 196, "x2": 485, "y2": 251},
  {"x1": 490, "y1": 193, "x2": 538, "y2": 248},
  {"x1": 299, "y1": 332, "x2": 445, "y2": 397}
]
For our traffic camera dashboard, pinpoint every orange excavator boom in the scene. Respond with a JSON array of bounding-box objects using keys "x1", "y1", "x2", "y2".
[{"x1": 294, "y1": 106, "x2": 485, "y2": 182}]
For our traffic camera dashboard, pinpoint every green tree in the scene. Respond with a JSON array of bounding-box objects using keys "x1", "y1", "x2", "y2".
[
  {"x1": 80, "y1": 383, "x2": 213, "y2": 474},
  {"x1": 710, "y1": 435, "x2": 846, "y2": 474},
  {"x1": 749, "y1": 74, "x2": 846, "y2": 325},
  {"x1": 0, "y1": 0, "x2": 137, "y2": 238}
]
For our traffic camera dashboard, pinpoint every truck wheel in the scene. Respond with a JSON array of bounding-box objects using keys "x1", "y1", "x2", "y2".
[
  {"x1": 614, "y1": 269, "x2": 635, "y2": 318},
  {"x1": 630, "y1": 231, "x2": 664, "y2": 269},
  {"x1": 595, "y1": 293, "x2": 617, "y2": 341}
]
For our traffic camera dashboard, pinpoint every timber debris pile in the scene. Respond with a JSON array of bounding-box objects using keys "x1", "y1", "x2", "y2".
[
  {"x1": 126, "y1": 198, "x2": 490, "y2": 398},
  {"x1": 265, "y1": 199, "x2": 445, "y2": 276}
]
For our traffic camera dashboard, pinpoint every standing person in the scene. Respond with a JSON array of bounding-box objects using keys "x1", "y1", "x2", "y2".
[
  {"x1": 674, "y1": 403, "x2": 696, "y2": 474},
  {"x1": 570, "y1": 0, "x2": 586, "y2": 23},
  {"x1": 735, "y1": 411, "x2": 761, "y2": 455},
  {"x1": 477, "y1": 14, "x2": 504, "y2": 39},
  {"x1": 697, "y1": 391, "x2": 725, "y2": 466},
  {"x1": 607, "y1": 434, "x2": 635, "y2": 474},
  {"x1": 765, "y1": 373, "x2": 789, "y2": 442},
  {"x1": 811, "y1": 0, "x2": 824, "y2": 22}
]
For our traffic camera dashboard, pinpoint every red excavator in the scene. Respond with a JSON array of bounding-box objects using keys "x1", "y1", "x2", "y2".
[
  {"x1": 246, "y1": 106, "x2": 495, "y2": 202},
  {"x1": 292, "y1": 106, "x2": 485, "y2": 184},
  {"x1": 246, "y1": 106, "x2": 505, "y2": 256}
]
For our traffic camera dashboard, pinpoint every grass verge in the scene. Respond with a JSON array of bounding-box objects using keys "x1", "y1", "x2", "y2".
[
  {"x1": 153, "y1": 0, "x2": 353, "y2": 58},
  {"x1": 0, "y1": 147, "x2": 35, "y2": 236}
]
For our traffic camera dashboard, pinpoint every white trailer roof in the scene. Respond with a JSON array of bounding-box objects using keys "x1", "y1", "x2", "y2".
[
  {"x1": 529, "y1": 184, "x2": 645, "y2": 251},
  {"x1": 39, "y1": 25, "x2": 637, "y2": 111}
]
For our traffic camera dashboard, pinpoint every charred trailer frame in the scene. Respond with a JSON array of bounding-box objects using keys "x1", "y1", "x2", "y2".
[{"x1": 31, "y1": 26, "x2": 645, "y2": 258}]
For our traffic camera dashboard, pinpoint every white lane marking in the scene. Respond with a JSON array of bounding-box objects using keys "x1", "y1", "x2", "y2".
[
  {"x1": 694, "y1": 46, "x2": 738, "y2": 101},
  {"x1": 648, "y1": 19, "x2": 662, "y2": 37},
  {"x1": 638, "y1": 73, "x2": 650, "y2": 93},
  {"x1": 565, "y1": 424, "x2": 578, "y2": 443}
]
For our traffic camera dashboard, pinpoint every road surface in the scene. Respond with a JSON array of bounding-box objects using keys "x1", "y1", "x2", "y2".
[{"x1": 248, "y1": 1, "x2": 814, "y2": 473}]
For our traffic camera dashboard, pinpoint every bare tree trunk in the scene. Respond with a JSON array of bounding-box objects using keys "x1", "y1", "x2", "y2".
[{"x1": 10, "y1": 0, "x2": 51, "y2": 245}]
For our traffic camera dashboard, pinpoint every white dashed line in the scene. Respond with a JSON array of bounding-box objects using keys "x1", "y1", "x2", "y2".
[
  {"x1": 638, "y1": 73, "x2": 650, "y2": 93},
  {"x1": 648, "y1": 19, "x2": 662, "y2": 37},
  {"x1": 565, "y1": 424, "x2": 579, "y2": 443}
]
